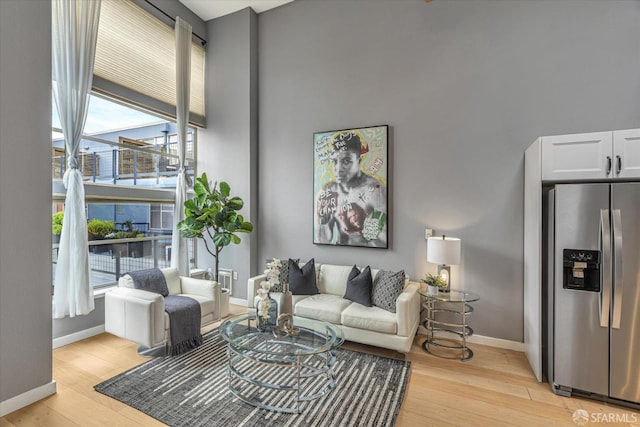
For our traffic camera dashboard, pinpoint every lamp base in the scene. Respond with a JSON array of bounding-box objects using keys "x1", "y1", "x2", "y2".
[{"x1": 437, "y1": 265, "x2": 451, "y2": 292}]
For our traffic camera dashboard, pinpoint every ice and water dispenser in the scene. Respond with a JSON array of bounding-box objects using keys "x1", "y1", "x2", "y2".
[{"x1": 562, "y1": 249, "x2": 601, "y2": 292}]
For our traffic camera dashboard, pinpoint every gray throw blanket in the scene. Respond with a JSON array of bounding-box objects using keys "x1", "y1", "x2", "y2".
[{"x1": 128, "y1": 268, "x2": 203, "y2": 356}]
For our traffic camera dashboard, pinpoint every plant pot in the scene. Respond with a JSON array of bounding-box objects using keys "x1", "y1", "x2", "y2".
[{"x1": 428, "y1": 285, "x2": 439, "y2": 296}]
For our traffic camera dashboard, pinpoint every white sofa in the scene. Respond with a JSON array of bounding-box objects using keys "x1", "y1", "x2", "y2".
[
  {"x1": 248, "y1": 263, "x2": 421, "y2": 353},
  {"x1": 105, "y1": 267, "x2": 221, "y2": 350}
]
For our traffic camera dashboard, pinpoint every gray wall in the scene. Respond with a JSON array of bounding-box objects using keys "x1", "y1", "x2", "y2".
[
  {"x1": 0, "y1": 0, "x2": 53, "y2": 403},
  {"x1": 53, "y1": 298, "x2": 105, "y2": 339},
  {"x1": 256, "y1": 0, "x2": 640, "y2": 341},
  {"x1": 198, "y1": 8, "x2": 259, "y2": 295}
]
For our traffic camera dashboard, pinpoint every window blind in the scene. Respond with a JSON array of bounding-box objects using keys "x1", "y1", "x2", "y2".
[{"x1": 93, "y1": 0, "x2": 205, "y2": 127}]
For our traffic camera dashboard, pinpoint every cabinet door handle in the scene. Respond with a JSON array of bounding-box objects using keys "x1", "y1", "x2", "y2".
[
  {"x1": 616, "y1": 155, "x2": 622, "y2": 175},
  {"x1": 606, "y1": 156, "x2": 612, "y2": 175}
]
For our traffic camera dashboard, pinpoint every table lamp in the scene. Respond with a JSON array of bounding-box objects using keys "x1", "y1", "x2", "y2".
[{"x1": 427, "y1": 235, "x2": 461, "y2": 292}]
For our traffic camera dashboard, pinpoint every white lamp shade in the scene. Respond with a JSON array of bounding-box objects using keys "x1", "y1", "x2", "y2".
[{"x1": 427, "y1": 236, "x2": 461, "y2": 265}]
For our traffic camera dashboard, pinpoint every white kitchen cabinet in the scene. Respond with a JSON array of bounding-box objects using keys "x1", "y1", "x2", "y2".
[
  {"x1": 541, "y1": 129, "x2": 640, "y2": 181},
  {"x1": 613, "y1": 129, "x2": 640, "y2": 179}
]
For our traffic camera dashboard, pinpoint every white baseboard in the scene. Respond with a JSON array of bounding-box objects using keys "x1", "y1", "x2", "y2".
[
  {"x1": 52, "y1": 325, "x2": 105, "y2": 349},
  {"x1": 0, "y1": 380, "x2": 57, "y2": 417},
  {"x1": 417, "y1": 326, "x2": 524, "y2": 352},
  {"x1": 229, "y1": 297, "x2": 247, "y2": 307}
]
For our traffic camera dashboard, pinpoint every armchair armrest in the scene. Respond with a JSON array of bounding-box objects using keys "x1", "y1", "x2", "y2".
[
  {"x1": 395, "y1": 282, "x2": 420, "y2": 337},
  {"x1": 247, "y1": 273, "x2": 267, "y2": 309},
  {"x1": 180, "y1": 277, "x2": 222, "y2": 320},
  {"x1": 180, "y1": 277, "x2": 219, "y2": 300},
  {"x1": 105, "y1": 287, "x2": 166, "y2": 348}
]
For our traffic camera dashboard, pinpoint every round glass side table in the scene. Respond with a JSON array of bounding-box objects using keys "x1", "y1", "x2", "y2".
[{"x1": 417, "y1": 289, "x2": 480, "y2": 361}]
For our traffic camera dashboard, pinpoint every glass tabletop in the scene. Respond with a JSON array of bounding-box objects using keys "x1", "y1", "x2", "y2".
[
  {"x1": 417, "y1": 288, "x2": 480, "y2": 303},
  {"x1": 219, "y1": 314, "x2": 343, "y2": 357}
]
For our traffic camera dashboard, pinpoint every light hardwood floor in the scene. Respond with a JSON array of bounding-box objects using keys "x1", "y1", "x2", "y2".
[{"x1": 2, "y1": 304, "x2": 639, "y2": 427}]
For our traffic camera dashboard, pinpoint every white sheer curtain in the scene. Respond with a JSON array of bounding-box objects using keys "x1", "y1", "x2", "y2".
[
  {"x1": 170, "y1": 16, "x2": 192, "y2": 277},
  {"x1": 52, "y1": 0, "x2": 101, "y2": 318}
]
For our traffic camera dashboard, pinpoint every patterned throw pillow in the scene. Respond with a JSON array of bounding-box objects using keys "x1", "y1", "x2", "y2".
[
  {"x1": 344, "y1": 265, "x2": 373, "y2": 307},
  {"x1": 289, "y1": 258, "x2": 319, "y2": 295},
  {"x1": 264, "y1": 258, "x2": 299, "y2": 292},
  {"x1": 371, "y1": 269, "x2": 405, "y2": 313},
  {"x1": 279, "y1": 258, "x2": 299, "y2": 291}
]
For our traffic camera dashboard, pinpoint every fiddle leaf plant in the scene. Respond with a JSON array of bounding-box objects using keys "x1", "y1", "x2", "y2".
[{"x1": 177, "y1": 173, "x2": 253, "y2": 281}]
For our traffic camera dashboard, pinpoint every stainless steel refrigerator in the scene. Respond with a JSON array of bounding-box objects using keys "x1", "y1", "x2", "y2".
[{"x1": 547, "y1": 182, "x2": 640, "y2": 407}]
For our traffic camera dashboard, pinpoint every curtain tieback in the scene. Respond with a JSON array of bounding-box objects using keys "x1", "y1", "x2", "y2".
[
  {"x1": 67, "y1": 156, "x2": 79, "y2": 169},
  {"x1": 179, "y1": 166, "x2": 192, "y2": 186}
]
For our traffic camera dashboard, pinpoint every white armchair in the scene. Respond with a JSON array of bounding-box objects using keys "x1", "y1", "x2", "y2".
[{"x1": 105, "y1": 267, "x2": 221, "y2": 353}]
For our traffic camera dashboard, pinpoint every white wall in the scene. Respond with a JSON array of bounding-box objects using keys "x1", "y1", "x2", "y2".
[
  {"x1": 256, "y1": 0, "x2": 640, "y2": 341},
  {"x1": 0, "y1": 0, "x2": 54, "y2": 407}
]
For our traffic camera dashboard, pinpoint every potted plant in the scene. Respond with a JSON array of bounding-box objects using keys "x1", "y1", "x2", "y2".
[
  {"x1": 421, "y1": 272, "x2": 447, "y2": 295},
  {"x1": 177, "y1": 172, "x2": 253, "y2": 282},
  {"x1": 52, "y1": 211, "x2": 64, "y2": 244}
]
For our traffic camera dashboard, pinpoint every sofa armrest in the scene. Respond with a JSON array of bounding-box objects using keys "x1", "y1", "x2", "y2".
[
  {"x1": 105, "y1": 287, "x2": 166, "y2": 348},
  {"x1": 247, "y1": 274, "x2": 267, "y2": 309},
  {"x1": 396, "y1": 282, "x2": 420, "y2": 337},
  {"x1": 180, "y1": 276, "x2": 219, "y2": 300}
]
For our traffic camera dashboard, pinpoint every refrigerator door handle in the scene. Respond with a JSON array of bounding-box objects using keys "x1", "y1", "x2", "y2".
[
  {"x1": 612, "y1": 209, "x2": 623, "y2": 329},
  {"x1": 600, "y1": 209, "x2": 611, "y2": 328}
]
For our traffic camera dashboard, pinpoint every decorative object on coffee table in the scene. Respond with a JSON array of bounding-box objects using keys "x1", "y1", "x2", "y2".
[
  {"x1": 255, "y1": 282, "x2": 276, "y2": 331},
  {"x1": 275, "y1": 313, "x2": 299, "y2": 336}
]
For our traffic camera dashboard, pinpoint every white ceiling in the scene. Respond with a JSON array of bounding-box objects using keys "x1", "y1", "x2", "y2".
[{"x1": 178, "y1": 0, "x2": 295, "y2": 21}]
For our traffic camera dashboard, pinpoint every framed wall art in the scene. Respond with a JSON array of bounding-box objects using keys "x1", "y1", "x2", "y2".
[{"x1": 313, "y1": 125, "x2": 388, "y2": 248}]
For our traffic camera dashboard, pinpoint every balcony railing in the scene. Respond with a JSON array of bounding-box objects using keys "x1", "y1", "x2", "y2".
[
  {"x1": 52, "y1": 131, "x2": 195, "y2": 188},
  {"x1": 52, "y1": 235, "x2": 194, "y2": 288}
]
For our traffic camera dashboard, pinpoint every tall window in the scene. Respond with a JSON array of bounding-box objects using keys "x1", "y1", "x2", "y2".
[
  {"x1": 52, "y1": 95, "x2": 197, "y2": 289},
  {"x1": 51, "y1": 0, "x2": 206, "y2": 289}
]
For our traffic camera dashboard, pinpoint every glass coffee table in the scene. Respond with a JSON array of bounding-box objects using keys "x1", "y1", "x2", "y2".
[{"x1": 219, "y1": 314, "x2": 343, "y2": 413}]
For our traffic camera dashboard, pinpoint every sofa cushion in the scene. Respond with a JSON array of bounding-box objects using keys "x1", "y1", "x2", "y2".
[
  {"x1": 318, "y1": 264, "x2": 352, "y2": 296},
  {"x1": 289, "y1": 259, "x2": 319, "y2": 295},
  {"x1": 371, "y1": 269, "x2": 405, "y2": 313},
  {"x1": 294, "y1": 294, "x2": 352, "y2": 324},
  {"x1": 341, "y1": 303, "x2": 397, "y2": 334},
  {"x1": 344, "y1": 265, "x2": 373, "y2": 307}
]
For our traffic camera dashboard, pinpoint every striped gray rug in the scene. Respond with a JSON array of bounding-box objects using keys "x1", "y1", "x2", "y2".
[{"x1": 95, "y1": 329, "x2": 411, "y2": 427}]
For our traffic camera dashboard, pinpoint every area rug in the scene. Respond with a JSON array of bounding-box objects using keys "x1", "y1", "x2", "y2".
[{"x1": 95, "y1": 329, "x2": 411, "y2": 427}]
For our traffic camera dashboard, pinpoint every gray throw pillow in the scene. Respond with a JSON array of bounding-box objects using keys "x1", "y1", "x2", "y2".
[
  {"x1": 289, "y1": 258, "x2": 319, "y2": 295},
  {"x1": 344, "y1": 265, "x2": 373, "y2": 307},
  {"x1": 372, "y1": 269, "x2": 405, "y2": 313}
]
